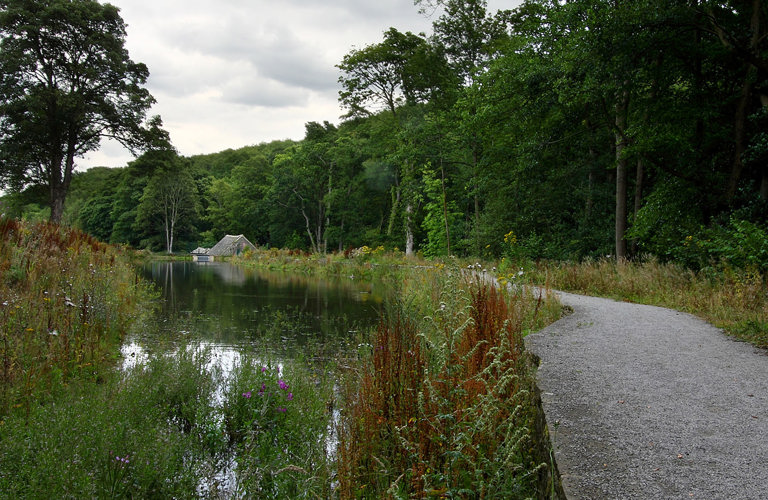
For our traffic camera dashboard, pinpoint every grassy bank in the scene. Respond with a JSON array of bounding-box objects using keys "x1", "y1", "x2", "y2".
[
  {"x1": 531, "y1": 258, "x2": 768, "y2": 348},
  {"x1": 231, "y1": 246, "x2": 420, "y2": 282},
  {"x1": 0, "y1": 218, "x2": 154, "y2": 416},
  {"x1": 1, "y1": 224, "x2": 565, "y2": 497}
]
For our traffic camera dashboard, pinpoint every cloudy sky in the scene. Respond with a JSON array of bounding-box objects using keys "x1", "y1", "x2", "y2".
[{"x1": 81, "y1": 0, "x2": 517, "y2": 170}]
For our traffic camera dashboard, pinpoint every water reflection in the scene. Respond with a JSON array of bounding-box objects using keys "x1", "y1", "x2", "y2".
[{"x1": 134, "y1": 261, "x2": 383, "y2": 360}]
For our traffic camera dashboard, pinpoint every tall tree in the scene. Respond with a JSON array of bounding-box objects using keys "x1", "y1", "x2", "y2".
[
  {"x1": 419, "y1": 0, "x2": 509, "y2": 252},
  {"x1": 0, "y1": 0, "x2": 157, "y2": 222},
  {"x1": 338, "y1": 28, "x2": 450, "y2": 255},
  {"x1": 135, "y1": 157, "x2": 198, "y2": 253}
]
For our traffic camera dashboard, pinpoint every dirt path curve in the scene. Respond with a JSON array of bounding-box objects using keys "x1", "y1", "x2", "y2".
[{"x1": 524, "y1": 291, "x2": 768, "y2": 499}]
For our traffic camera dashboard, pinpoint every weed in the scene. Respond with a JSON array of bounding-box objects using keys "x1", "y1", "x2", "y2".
[{"x1": 337, "y1": 267, "x2": 561, "y2": 498}]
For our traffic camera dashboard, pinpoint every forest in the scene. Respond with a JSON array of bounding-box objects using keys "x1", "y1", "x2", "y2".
[{"x1": 2, "y1": 0, "x2": 768, "y2": 271}]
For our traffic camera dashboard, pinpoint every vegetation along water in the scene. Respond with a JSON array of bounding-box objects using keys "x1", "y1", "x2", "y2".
[
  {"x1": 2, "y1": 0, "x2": 768, "y2": 497},
  {"x1": 0, "y1": 220, "x2": 564, "y2": 497}
]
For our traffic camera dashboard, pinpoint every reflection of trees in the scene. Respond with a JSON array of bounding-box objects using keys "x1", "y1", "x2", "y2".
[
  {"x1": 210, "y1": 263, "x2": 247, "y2": 285},
  {"x1": 140, "y1": 262, "x2": 384, "y2": 352}
]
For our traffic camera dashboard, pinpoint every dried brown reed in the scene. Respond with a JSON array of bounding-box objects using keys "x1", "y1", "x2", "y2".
[{"x1": 337, "y1": 271, "x2": 550, "y2": 498}]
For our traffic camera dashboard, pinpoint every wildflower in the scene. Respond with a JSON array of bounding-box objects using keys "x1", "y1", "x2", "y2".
[
  {"x1": 49, "y1": 329, "x2": 59, "y2": 336},
  {"x1": 277, "y1": 407, "x2": 287, "y2": 413},
  {"x1": 287, "y1": 392, "x2": 294, "y2": 401},
  {"x1": 278, "y1": 380, "x2": 289, "y2": 391},
  {"x1": 261, "y1": 366, "x2": 267, "y2": 373},
  {"x1": 242, "y1": 391, "x2": 252, "y2": 398}
]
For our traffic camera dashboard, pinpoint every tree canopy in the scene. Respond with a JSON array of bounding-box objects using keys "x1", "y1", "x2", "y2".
[
  {"x1": 2, "y1": 0, "x2": 767, "y2": 272},
  {"x1": 0, "y1": 0, "x2": 158, "y2": 222}
]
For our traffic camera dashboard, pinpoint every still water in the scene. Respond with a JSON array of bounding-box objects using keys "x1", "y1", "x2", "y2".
[{"x1": 126, "y1": 261, "x2": 385, "y2": 363}]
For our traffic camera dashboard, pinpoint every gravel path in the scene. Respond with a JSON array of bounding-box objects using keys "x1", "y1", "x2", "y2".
[{"x1": 524, "y1": 291, "x2": 768, "y2": 499}]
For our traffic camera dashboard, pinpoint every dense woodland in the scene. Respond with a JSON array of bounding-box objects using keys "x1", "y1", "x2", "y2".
[{"x1": 3, "y1": 0, "x2": 768, "y2": 270}]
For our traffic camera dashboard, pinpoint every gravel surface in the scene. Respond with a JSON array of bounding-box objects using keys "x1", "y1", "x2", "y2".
[{"x1": 525, "y1": 291, "x2": 768, "y2": 499}]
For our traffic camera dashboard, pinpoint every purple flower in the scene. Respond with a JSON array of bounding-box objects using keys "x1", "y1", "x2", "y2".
[
  {"x1": 278, "y1": 407, "x2": 286, "y2": 413},
  {"x1": 242, "y1": 391, "x2": 252, "y2": 398},
  {"x1": 261, "y1": 366, "x2": 267, "y2": 373},
  {"x1": 287, "y1": 392, "x2": 294, "y2": 401},
  {"x1": 258, "y1": 383, "x2": 266, "y2": 396},
  {"x1": 278, "y1": 380, "x2": 288, "y2": 391}
]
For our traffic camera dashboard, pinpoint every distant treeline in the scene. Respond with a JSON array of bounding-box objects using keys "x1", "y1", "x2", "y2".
[{"x1": 3, "y1": 0, "x2": 768, "y2": 271}]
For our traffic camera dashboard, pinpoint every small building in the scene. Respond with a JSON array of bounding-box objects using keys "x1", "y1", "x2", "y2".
[
  {"x1": 193, "y1": 234, "x2": 256, "y2": 262},
  {"x1": 191, "y1": 247, "x2": 211, "y2": 262}
]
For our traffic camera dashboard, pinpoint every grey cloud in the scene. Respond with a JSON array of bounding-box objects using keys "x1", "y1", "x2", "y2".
[{"x1": 221, "y1": 76, "x2": 308, "y2": 108}]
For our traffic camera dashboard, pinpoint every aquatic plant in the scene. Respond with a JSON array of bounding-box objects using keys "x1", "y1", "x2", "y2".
[{"x1": 220, "y1": 356, "x2": 335, "y2": 498}]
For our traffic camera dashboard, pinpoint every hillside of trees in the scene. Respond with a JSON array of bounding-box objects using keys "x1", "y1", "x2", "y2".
[{"x1": 2, "y1": 0, "x2": 767, "y2": 270}]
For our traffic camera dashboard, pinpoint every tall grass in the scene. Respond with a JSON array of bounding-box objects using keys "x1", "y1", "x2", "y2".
[
  {"x1": 337, "y1": 269, "x2": 562, "y2": 498},
  {"x1": 0, "y1": 341, "x2": 338, "y2": 498},
  {"x1": 535, "y1": 257, "x2": 768, "y2": 348},
  {"x1": 0, "y1": 346, "x2": 221, "y2": 498},
  {"x1": 0, "y1": 217, "x2": 154, "y2": 416},
  {"x1": 0, "y1": 224, "x2": 566, "y2": 497}
]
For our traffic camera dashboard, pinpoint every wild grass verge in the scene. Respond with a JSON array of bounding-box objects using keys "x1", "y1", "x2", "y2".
[
  {"x1": 231, "y1": 246, "x2": 438, "y2": 282},
  {"x1": 337, "y1": 268, "x2": 563, "y2": 498},
  {"x1": 0, "y1": 217, "x2": 154, "y2": 416},
  {"x1": 0, "y1": 223, "x2": 565, "y2": 497},
  {"x1": 533, "y1": 257, "x2": 768, "y2": 348}
]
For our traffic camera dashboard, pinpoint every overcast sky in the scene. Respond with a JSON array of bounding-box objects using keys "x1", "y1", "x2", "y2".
[{"x1": 81, "y1": 0, "x2": 518, "y2": 170}]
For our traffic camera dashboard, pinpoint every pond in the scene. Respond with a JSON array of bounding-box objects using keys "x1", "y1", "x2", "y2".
[{"x1": 125, "y1": 261, "x2": 385, "y2": 366}]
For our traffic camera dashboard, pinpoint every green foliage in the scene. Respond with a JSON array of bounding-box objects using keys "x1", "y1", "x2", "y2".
[
  {"x1": 0, "y1": 347, "x2": 220, "y2": 498},
  {"x1": 221, "y1": 357, "x2": 334, "y2": 497},
  {"x1": 680, "y1": 218, "x2": 768, "y2": 273},
  {"x1": 0, "y1": 0, "x2": 157, "y2": 222},
  {"x1": 2, "y1": 0, "x2": 763, "y2": 273},
  {"x1": 421, "y1": 165, "x2": 462, "y2": 257},
  {"x1": 135, "y1": 157, "x2": 199, "y2": 253}
]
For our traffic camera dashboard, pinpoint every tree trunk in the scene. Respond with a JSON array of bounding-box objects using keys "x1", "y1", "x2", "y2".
[
  {"x1": 615, "y1": 87, "x2": 630, "y2": 261},
  {"x1": 387, "y1": 181, "x2": 401, "y2": 237},
  {"x1": 761, "y1": 171, "x2": 768, "y2": 201},
  {"x1": 50, "y1": 185, "x2": 67, "y2": 223},
  {"x1": 631, "y1": 157, "x2": 645, "y2": 255},
  {"x1": 405, "y1": 202, "x2": 414, "y2": 257},
  {"x1": 472, "y1": 145, "x2": 480, "y2": 254},
  {"x1": 49, "y1": 148, "x2": 75, "y2": 224},
  {"x1": 440, "y1": 161, "x2": 451, "y2": 256},
  {"x1": 728, "y1": 67, "x2": 754, "y2": 203}
]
